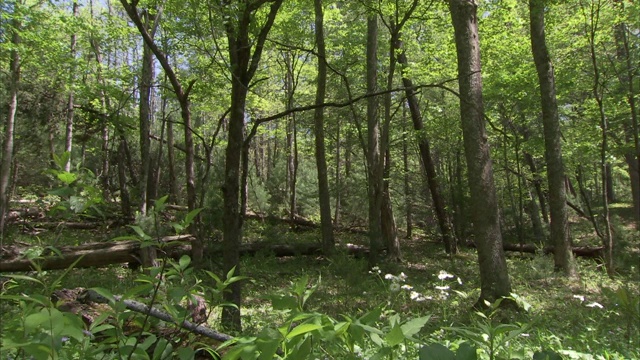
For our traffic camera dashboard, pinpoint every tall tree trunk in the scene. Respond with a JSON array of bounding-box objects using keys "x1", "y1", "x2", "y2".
[
  {"x1": 139, "y1": 10, "x2": 157, "y2": 216},
  {"x1": 613, "y1": 4, "x2": 640, "y2": 228},
  {"x1": 284, "y1": 52, "x2": 298, "y2": 223},
  {"x1": 584, "y1": 0, "x2": 614, "y2": 277},
  {"x1": 64, "y1": 1, "x2": 79, "y2": 172},
  {"x1": 396, "y1": 43, "x2": 456, "y2": 255},
  {"x1": 119, "y1": 0, "x2": 198, "y2": 265},
  {"x1": 402, "y1": 106, "x2": 412, "y2": 239},
  {"x1": 449, "y1": 0, "x2": 512, "y2": 304},
  {"x1": 219, "y1": 0, "x2": 283, "y2": 331},
  {"x1": 0, "y1": 8, "x2": 21, "y2": 239},
  {"x1": 529, "y1": 0, "x2": 577, "y2": 277},
  {"x1": 366, "y1": 11, "x2": 383, "y2": 267},
  {"x1": 314, "y1": 0, "x2": 335, "y2": 255}
]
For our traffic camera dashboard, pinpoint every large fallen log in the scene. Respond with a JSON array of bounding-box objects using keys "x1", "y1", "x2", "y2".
[
  {"x1": 0, "y1": 237, "x2": 369, "y2": 272},
  {"x1": 467, "y1": 241, "x2": 605, "y2": 259},
  {"x1": 0, "y1": 235, "x2": 194, "y2": 272}
]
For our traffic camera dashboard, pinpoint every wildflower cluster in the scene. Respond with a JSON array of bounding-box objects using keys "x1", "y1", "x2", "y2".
[
  {"x1": 434, "y1": 270, "x2": 462, "y2": 300},
  {"x1": 572, "y1": 294, "x2": 604, "y2": 309}
]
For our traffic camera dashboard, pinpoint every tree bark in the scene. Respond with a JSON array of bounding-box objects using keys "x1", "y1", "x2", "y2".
[
  {"x1": 613, "y1": 3, "x2": 640, "y2": 228},
  {"x1": 449, "y1": 0, "x2": 512, "y2": 304},
  {"x1": 64, "y1": 1, "x2": 79, "y2": 173},
  {"x1": 314, "y1": 0, "x2": 335, "y2": 256},
  {"x1": 529, "y1": 0, "x2": 577, "y2": 277},
  {"x1": 221, "y1": 0, "x2": 283, "y2": 331},
  {"x1": 0, "y1": 6, "x2": 21, "y2": 240},
  {"x1": 119, "y1": 0, "x2": 198, "y2": 264},
  {"x1": 138, "y1": 9, "x2": 157, "y2": 216},
  {"x1": 584, "y1": 0, "x2": 614, "y2": 277},
  {"x1": 366, "y1": 11, "x2": 383, "y2": 267},
  {"x1": 396, "y1": 45, "x2": 456, "y2": 255}
]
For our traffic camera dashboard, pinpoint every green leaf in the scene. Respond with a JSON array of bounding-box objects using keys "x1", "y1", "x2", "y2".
[
  {"x1": 56, "y1": 171, "x2": 77, "y2": 185},
  {"x1": 401, "y1": 315, "x2": 431, "y2": 338},
  {"x1": 183, "y1": 208, "x2": 203, "y2": 226},
  {"x1": 456, "y1": 342, "x2": 478, "y2": 360},
  {"x1": 419, "y1": 343, "x2": 456, "y2": 360},
  {"x1": 129, "y1": 225, "x2": 149, "y2": 239},
  {"x1": 24, "y1": 309, "x2": 51, "y2": 331},
  {"x1": 152, "y1": 338, "x2": 172, "y2": 360},
  {"x1": 385, "y1": 323, "x2": 405, "y2": 347},
  {"x1": 286, "y1": 323, "x2": 323, "y2": 340},
  {"x1": 533, "y1": 350, "x2": 563, "y2": 360},
  {"x1": 178, "y1": 255, "x2": 191, "y2": 270}
]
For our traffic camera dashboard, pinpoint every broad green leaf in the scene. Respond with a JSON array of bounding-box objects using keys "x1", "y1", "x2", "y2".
[
  {"x1": 57, "y1": 171, "x2": 77, "y2": 185},
  {"x1": 456, "y1": 342, "x2": 478, "y2": 360},
  {"x1": 401, "y1": 315, "x2": 431, "y2": 338},
  {"x1": 286, "y1": 322, "x2": 323, "y2": 340},
  {"x1": 533, "y1": 350, "x2": 564, "y2": 360},
  {"x1": 419, "y1": 343, "x2": 456, "y2": 360},
  {"x1": 385, "y1": 323, "x2": 405, "y2": 347}
]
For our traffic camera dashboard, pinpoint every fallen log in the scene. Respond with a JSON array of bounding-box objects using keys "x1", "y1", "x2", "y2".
[
  {"x1": 80, "y1": 289, "x2": 233, "y2": 343},
  {"x1": 466, "y1": 241, "x2": 605, "y2": 259},
  {"x1": 0, "y1": 238, "x2": 369, "y2": 272},
  {"x1": 0, "y1": 235, "x2": 194, "y2": 272}
]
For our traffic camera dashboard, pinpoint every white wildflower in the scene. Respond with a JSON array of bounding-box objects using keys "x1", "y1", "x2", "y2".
[
  {"x1": 586, "y1": 302, "x2": 604, "y2": 309},
  {"x1": 573, "y1": 295, "x2": 585, "y2": 302},
  {"x1": 390, "y1": 283, "x2": 401, "y2": 292},
  {"x1": 401, "y1": 284, "x2": 413, "y2": 291},
  {"x1": 410, "y1": 291, "x2": 429, "y2": 302},
  {"x1": 399, "y1": 272, "x2": 408, "y2": 281},
  {"x1": 457, "y1": 277, "x2": 463, "y2": 285},
  {"x1": 438, "y1": 270, "x2": 454, "y2": 280},
  {"x1": 384, "y1": 274, "x2": 395, "y2": 280},
  {"x1": 435, "y1": 285, "x2": 450, "y2": 291}
]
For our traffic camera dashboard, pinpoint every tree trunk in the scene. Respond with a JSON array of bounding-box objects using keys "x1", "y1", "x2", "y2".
[
  {"x1": 529, "y1": 0, "x2": 577, "y2": 277},
  {"x1": 613, "y1": 7, "x2": 640, "y2": 228},
  {"x1": 366, "y1": 11, "x2": 383, "y2": 267},
  {"x1": 314, "y1": 0, "x2": 335, "y2": 255},
  {"x1": 402, "y1": 107, "x2": 412, "y2": 239},
  {"x1": 449, "y1": 0, "x2": 512, "y2": 304},
  {"x1": 221, "y1": 0, "x2": 283, "y2": 331},
  {"x1": 0, "y1": 9, "x2": 21, "y2": 239},
  {"x1": 139, "y1": 10, "x2": 157, "y2": 216},
  {"x1": 584, "y1": 0, "x2": 614, "y2": 277},
  {"x1": 119, "y1": 0, "x2": 198, "y2": 264},
  {"x1": 64, "y1": 1, "x2": 79, "y2": 173},
  {"x1": 396, "y1": 43, "x2": 456, "y2": 255}
]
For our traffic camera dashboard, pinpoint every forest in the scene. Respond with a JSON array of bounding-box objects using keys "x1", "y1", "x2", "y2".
[{"x1": 0, "y1": 0, "x2": 638, "y2": 358}]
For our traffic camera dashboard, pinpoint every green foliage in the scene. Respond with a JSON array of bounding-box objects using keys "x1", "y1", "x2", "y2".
[
  {"x1": 46, "y1": 152, "x2": 105, "y2": 219},
  {"x1": 218, "y1": 275, "x2": 432, "y2": 359}
]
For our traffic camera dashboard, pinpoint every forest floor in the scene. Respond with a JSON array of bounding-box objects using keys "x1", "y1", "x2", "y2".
[{"x1": 1, "y1": 204, "x2": 639, "y2": 359}]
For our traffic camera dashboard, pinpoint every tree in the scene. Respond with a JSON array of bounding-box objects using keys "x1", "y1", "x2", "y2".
[
  {"x1": 366, "y1": 7, "x2": 383, "y2": 266},
  {"x1": 529, "y1": 0, "x2": 577, "y2": 277},
  {"x1": 119, "y1": 0, "x2": 199, "y2": 263},
  {"x1": 0, "y1": 0, "x2": 22, "y2": 239},
  {"x1": 221, "y1": 0, "x2": 284, "y2": 330},
  {"x1": 448, "y1": 0, "x2": 512, "y2": 304},
  {"x1": 313, "y1": 0, "x2": 335, "y2": 255}
]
